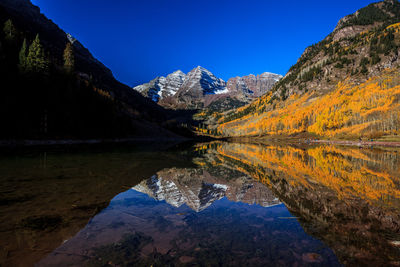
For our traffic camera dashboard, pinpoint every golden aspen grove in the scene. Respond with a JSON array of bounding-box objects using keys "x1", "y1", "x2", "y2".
[
  {"x1": 203, "y1": 13, "x2": 400, "y2": 140},
  {"x1": 216, "y1": 68, "x2": 400, "y2": 139}
]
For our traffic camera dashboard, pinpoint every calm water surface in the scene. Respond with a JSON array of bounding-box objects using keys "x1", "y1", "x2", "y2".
[{"x1": 1, "y1": 142, "x2": 399, "y2": 266}]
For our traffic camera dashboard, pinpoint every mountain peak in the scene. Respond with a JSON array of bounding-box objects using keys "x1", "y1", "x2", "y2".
[
  {"x1": 171, "y1": 70, "x2": 185, "y2": 75},
  {"x1": 133, "y1": 70, "x2": 187, "y2": 102},
  {"x1": 134, "y1": 67, "x2": 282, "y2": 109},
  {"x1": 191, "y1": 66, "x2": 216, "y2": 75},
  {"x1": 178, "y1": 66, "x2": 227, "y2": 98}
]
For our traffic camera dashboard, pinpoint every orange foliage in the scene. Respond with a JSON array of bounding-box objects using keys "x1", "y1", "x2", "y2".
[
  {"x1": 217, "y1": 69, "x2": 400, "y2": 138},
  {"x1": 203, "y1": 142, "x2": 400, "y2": 209}
]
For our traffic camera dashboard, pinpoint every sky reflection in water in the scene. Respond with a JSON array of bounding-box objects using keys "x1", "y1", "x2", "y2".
[
  {"x1": 39, "y1": 169, "x2": 340, "y2": 266},
  {"x1": 2, "y1": 142, "x2": 400, "y2": 266}
]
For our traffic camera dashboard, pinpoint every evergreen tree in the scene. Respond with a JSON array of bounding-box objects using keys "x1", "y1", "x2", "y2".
[
  {"x1": 3, "y1": 19, "x2": 17, "y2": 42},
  {"x1": 63, "y1": 42, "x2": 74, "y2": 73},
  {"x1": 26, "y1": 34, "x2": 49, "y2": 74},
  {"x1": 18, "y1": 38, "x2": 27, "y2": 72}
]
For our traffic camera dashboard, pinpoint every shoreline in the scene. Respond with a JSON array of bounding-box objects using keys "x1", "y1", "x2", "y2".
[
  {"x1": 226, "y1": 136, "x2": 400, "y2": 148},
  {"x1": 0, "y1": 137, "x2": 190, "y2": 148},
  {"x1": 1, "y1": 136, "x2": 400, "y2": 148},
  {"x1": 309, "y1": 139, "x2": 400, "y2": 148}
]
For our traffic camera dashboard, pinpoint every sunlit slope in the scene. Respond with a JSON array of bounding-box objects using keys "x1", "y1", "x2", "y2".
[
  {"x1": 211, "y1": 7, "x2": 400, "y2": 139},
  {"x1": 216, "y1": 68, "x2": 400, "y2": 138}
]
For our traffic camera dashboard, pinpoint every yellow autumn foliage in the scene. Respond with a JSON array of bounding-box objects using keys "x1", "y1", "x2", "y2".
[
  {"x1": 201, "y1": 142, "x2": 400, "y2": 210},
  {"x1": 217, "y1": 68, "x2": 400, "y2": 138}
]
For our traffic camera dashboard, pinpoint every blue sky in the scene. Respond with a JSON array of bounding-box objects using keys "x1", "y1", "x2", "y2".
[{"x1": 32, "y1": 0, "x2": 378, "y2": 86}]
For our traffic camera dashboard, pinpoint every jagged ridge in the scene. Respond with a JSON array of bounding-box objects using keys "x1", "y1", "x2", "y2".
[{"x1": 134, "y1": 66, "x2": 281, "y2": 110}]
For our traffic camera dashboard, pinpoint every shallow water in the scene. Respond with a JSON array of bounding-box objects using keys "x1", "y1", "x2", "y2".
[{"x1": 1, "y1": 142, "x2": 399, "y2": 266}]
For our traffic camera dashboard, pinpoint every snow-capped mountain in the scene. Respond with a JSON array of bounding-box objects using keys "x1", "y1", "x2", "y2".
[
  {"x1": 133, "y1": 66, "x2": 227, "y2": 104},
  {"x1": 133, "y1": 66, "x2": 281, "y2": 109},
  {"x1": 133, "y1": 70, "x2": 186, "y2": 102},
  {"x1": 178, "y1": 66, "x2": 228, "y2": 96},
  {"x1": 165, "y1": 66, "x2": 230, "y2": 109}
]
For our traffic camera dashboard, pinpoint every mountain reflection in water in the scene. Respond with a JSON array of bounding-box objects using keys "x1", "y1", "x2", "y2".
[
  {"x1": 133, "y1": 168, "x2": 281, "y2": 212},
  {"x1": 1, "y1": 142, "x2": 399, "y2": 266},
  {"x1": 39, "y1": 176, "x2": 339, "y2": 267}
]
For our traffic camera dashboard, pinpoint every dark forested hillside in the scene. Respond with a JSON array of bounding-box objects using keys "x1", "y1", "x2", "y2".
[{"x1": 0, "y1": 0, "x2": 180, "y2": 139}]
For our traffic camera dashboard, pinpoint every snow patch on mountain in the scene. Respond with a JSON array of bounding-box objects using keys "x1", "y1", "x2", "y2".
[
  {"x1": 181, "y1": 66, "x2": 227, "y2": 95},
  {"x1": 133, "y1": 66, "x2": 282, "y2": 110},
  {"x1": 133, "y1": 70, "x2": 186, "y2": 102}
]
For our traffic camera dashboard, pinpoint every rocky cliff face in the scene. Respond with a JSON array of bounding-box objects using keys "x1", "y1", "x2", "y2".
[
  {"x1": 133, "y1": 66, "x2": 281, "y2": 110},
  {"x1": 227, "y1": 72, "x2": 282, "y2": 97},
  {"x1": 132, "y1": 167, "x2": 280, "y2": 212}
]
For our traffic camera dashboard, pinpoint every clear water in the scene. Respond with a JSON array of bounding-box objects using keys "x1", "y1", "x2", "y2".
[{"x1": 1, "y1": 142, "x2": 399, "y2": 266}]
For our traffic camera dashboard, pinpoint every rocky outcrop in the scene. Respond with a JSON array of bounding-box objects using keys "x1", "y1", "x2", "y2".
[{"x1": 227, "y1": 72, "x2": 282, "y2": 97}]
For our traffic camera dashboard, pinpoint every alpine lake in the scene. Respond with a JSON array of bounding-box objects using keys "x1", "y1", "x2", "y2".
[{"x1": 1, "y1": 141, "x2": 399, "y2": 266}]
